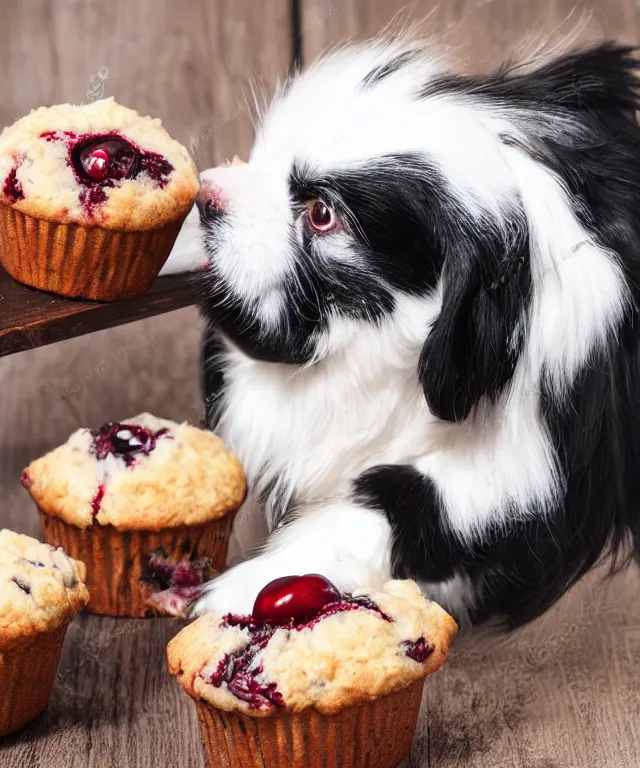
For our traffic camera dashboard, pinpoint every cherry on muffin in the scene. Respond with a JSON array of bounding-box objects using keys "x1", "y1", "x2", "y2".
[
  {"x1": 0, "y1": 99, "x2": 200, "y2": 301},
  {"x1": 252, "y1": 574, "x2": 341, "y2": 626},
  {"x1": 89, "y1": 421, "x2": 172, "y2": 516},
  {"x1": 40, "y1": 130, "x2": 175, "y2": 215},
  {"x1": 76, "y1": 137, "x2": 139, "y2": 182},
  {"x1": 198, "y1": 576, "x2": 405, "y2": 711}
]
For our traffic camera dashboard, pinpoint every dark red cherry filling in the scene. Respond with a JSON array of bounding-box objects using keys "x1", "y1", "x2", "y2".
[
  {"x1": 2, "y1": 166, "x2": 24, "y2": 203},
  {"x1": 205, "y1": 623, "x2": 284, "y2": 710},
  {"x1": 80, "y1": 186, "x2": 108, "y2": 211},
  {"x1": 41, "y1": 129, "x2": 173, "y2": 215},
  {"x1": 201, "y1": 578, "x2": 394, "y2": 710},
  {"x1": 252, "y1": 574, "x2": 341, "y2": 626},
  {"x1": 402, "y1": 637, "x2": 434, "y2": 663},
  {"x1": 141, "y1": 549, "x2": 214, "y2": 618},
  {"x1": 19, "y1": 470, "x2": 32, "y2": 489},
  {"x1": 139, "y1": 152, "x2": 174, "y2": 186},
  {"x1": 142, "y1": 549, "x2": 213, "y2": 591},
  {"x1": 91, "y1": 483, "x2": 106, "y2": 516},
  {"x1": 91, "y1": 422, "x2": 171, "y2": 466}
]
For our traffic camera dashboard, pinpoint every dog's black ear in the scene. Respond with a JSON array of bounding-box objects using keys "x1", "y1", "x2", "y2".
[{"x1": 418, "y1": 218, "x2": 532, "y2": 422}]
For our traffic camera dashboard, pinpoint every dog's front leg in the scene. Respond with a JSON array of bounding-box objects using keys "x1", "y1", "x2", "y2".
[{"x1": 189, "y1": 502, "x2": 392, "y2": 617}]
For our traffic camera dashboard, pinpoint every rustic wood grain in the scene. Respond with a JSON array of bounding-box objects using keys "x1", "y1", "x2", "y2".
[
  {"x1": 2, "y1": 1, "x2": 640, "y2": 767},
  {"x1": 0, "y1": 267, "x2": 199, "y2": 358},
  {"x1": 0, "y1": 0, "x2": 292, "y2": 167},
  {"x1": 299, "y1": 0, "x2": 638, "y2": 69},
  {"x1": 415, "y1": 566, "x2": 640, "y2": 768},
  {"x1": 0, "y1": 0, "x2": 291, "y2": 763}
]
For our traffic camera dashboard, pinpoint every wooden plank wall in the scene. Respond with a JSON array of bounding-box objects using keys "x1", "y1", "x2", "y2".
[
  {"x1": 298, "y1": 0, "x2": 639, "y2": 70},
  {"x1": 0, "y1": 0, "x2": 293, "y2": 532},
  {"x1": 0, "y1": 0, "x2": 292, "y2": 163},
  {"x1": 0, "y1": 3, "x2": 292, "y2": 766},
  {"x1": 0, "y1": 4, "x2": 291, "y2": 760},
  {"x1": 1, "y1": 2, "x2": 640, "y2": 767}
]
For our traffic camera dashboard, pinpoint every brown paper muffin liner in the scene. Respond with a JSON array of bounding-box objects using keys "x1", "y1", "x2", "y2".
[
  {"x1": 39, "y1": 510, "x2": 233, "y2": 617},
  {"x1": 195, "y1": 680, "x2": 425, "y2": 768},
  {"x1": 0, "y1": 203, "x2": 187, "y2": 301},
  {"x1": 0, "y1": 623, "x2": 68, "y2": 737}
]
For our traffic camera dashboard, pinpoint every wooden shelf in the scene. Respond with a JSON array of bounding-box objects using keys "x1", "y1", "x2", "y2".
[{"x1": 0, "y1": 267, "x2": 199, "y2": 358}]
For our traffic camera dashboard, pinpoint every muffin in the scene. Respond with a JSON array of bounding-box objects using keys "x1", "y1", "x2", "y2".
[
  {"x1": 0, "y1": 97, "x2": 199, "y2": 300},
  {"x1": 0, "y1": 528, "x2": 89, "y2": 736},
  {"x1": 21, "y1": 413, "x2": 246, "y2": 617},
  {"x1": 167, "y1": 575, "x2": 457, "y2": 768}
]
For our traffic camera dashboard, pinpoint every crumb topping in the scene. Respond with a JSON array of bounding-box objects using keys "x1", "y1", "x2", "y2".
[
  {"x1": 167, "y1": 579, "x2": 458, "y2": 717},
  {"x1": 0, "y1": 528, "x2": 89, "y2": 649}
]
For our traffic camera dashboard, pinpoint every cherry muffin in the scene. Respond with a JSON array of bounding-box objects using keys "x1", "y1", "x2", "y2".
[
  {"x1": 167, "y1": 576, "x2": 457, "y2": 768},
  {"x1": 0, "y1": 528, "x2": 89, "y2": 736},
  {"x1": 21, "y1": 413, "x2": 246, "y2": 617},
  {"x1": 0, "y1": 97, "x2": 198, "y2": 300}
]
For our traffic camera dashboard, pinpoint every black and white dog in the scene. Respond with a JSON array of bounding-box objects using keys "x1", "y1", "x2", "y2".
[{"x1": 188, "y1": 37, "x2": 640, "y2": 631}]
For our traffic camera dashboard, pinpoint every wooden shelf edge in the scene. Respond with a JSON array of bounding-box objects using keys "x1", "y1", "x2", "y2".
[{"x1": 0, "y1": 268, "x2": 200, "y2": 358}]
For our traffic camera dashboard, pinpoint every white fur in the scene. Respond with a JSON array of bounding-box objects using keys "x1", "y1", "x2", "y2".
[
  {"x1": 190, "y1": 39, "x2": 628, "y2": 618},
  {"x1": 199, "y1": 162, "x2": 293, "y2": 326}
]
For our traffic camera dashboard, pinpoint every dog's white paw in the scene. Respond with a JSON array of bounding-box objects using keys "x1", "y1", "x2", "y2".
[{"x1": 188, "y1": 559, "x2": 269, "y2": 618}]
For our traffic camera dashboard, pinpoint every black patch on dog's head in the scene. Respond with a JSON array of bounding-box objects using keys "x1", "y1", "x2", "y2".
[
  {"x1": 361, "y1": 50, "x2": 417, "y2": 89},
  {"x1": 290, "y1": 154, "x2": 447, "y2": 296},
  {"x1": 291, "y1": 154, "x2": 532, "y2": 420},
  {"x1": 420, "y1": 42, "x2": 640, "y2": 118},
  {"x1": 415, "y1": 42, "x2": 640, "y2": 421}
]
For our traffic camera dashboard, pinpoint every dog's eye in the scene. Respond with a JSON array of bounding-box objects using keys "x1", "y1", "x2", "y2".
[{"x1": 306, "y1": 200, "x2": 337, "y2": 233}]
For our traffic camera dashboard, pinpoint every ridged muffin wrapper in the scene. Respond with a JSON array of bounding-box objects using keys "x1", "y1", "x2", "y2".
[
  {"x1": 39, "y1": 509, "x2": 234, "y2": 617},
  {"x1": 195, "y1": 681, "x2": 425, "y2": 768},
  {"x1": 0, "y1": 623, "x2": 69, "y2": 736},
  {"x1": 0, "y1": 203, "x2": 187, "y2": 301}
]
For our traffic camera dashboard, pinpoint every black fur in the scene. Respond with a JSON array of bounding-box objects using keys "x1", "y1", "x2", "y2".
[
  {"x1": 361, "y1": 50, "x2": 417, "y2": 89},
  {"x1": 354, "y1": 43, "x2": 640, "y2": 628},
  {"x1": 292, "y1": 155, "x2": 534, "y2": 422},
  {"x1": 200, "y1": 322, "x2": 228, "y2": 429},
  {"x1": 421, "y1": 42, "x2": 640, "y2": 117},
  {"x1": 353, "y1": 466, "x2": 464, "y2": 582},
  {"x1": 418, "y1": 206, "x2": 532, "y2": 422},
  {"x1": 290, "y1": 154, "x2": 449, "y2": 295}
]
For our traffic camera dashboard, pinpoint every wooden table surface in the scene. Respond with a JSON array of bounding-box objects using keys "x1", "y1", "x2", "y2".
[{"x1": 1, "y1": 565, "x2": 638, "y2": 767}]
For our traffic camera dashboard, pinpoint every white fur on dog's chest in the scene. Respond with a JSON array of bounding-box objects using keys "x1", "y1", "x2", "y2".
[
  {"x1": 217, "y1": 345, "x2": 433, "y2": 518},
  {"x1": 215, "y1": 303, "x2": 442, "y2": 525}
]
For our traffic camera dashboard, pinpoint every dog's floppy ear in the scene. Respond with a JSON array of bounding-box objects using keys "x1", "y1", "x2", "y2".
[
  {"x1": 418, "y1": 219, "x2": 532, "y2": 422},
  {"x1": 418, "y1": 42, "x2": 639, "y2": 423}
]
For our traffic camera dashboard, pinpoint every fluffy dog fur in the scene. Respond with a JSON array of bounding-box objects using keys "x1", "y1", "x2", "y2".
[{"x1": 188, "y1": 37, "x2": 640, "y2": 631}]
